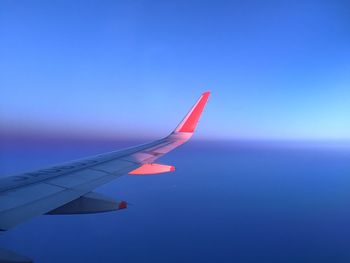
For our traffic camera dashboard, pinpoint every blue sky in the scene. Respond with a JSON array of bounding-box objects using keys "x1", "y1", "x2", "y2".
[{"x1": 1, "y1": 0, "x2": 350, "y2": 140}]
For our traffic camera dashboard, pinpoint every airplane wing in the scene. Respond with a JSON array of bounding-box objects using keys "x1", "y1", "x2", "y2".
[{"x1": 0, "y1": 91, "x2": 210, "y2": 232}]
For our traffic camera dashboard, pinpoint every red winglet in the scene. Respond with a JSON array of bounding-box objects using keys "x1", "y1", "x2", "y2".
[{"x1": 175, "y1": 91, "x2": 210, "y2": 133}]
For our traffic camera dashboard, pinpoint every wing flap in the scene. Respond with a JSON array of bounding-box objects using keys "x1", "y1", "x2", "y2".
[
  {"x1": 45, "y1": 169, "x2": 110, "y2": 188},
  {"x1": 0, "y1": 183, "x2": 63, "y2": 211},
  {"x1": 0, "y1": 186, "x2": 80, "y2": 230}
]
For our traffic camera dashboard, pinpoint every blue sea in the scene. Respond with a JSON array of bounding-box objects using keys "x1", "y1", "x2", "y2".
[{"x1": 1, "y1": 138, "x2": 350, "y2": 263}]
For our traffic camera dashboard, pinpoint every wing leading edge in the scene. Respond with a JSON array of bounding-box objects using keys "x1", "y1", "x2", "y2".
[{"x1": 0, "y1": 91, "x2": 211, "y2": 232}]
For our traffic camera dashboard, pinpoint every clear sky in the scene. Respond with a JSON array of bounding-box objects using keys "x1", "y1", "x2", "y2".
[{"x1": 1, "y1": 0, "x2": 350, "y2": 141}]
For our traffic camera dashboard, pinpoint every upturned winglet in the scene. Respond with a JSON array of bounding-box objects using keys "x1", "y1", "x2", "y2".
[{"x1": 174, "y1": 91, "x2": 210, "y2": 133}]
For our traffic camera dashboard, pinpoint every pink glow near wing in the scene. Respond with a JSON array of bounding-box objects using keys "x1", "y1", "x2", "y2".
[{"x1": 128, "y1": 163, "x2": 175, "y2": 175}]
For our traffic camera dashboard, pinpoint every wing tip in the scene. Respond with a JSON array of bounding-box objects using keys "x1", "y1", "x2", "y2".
[{"x1": 174, "y1": 91, "x2": 210, "y2": 133}]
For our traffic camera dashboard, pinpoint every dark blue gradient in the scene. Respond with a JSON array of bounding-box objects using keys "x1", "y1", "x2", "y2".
[{"x1": 1, "y1": 140, "x2": 350, "y2": 262}]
